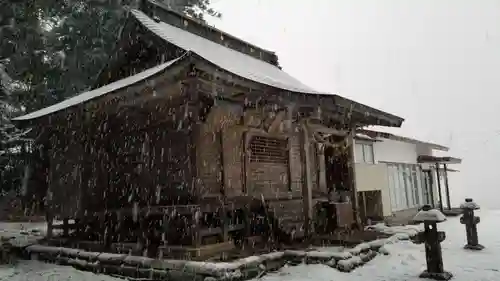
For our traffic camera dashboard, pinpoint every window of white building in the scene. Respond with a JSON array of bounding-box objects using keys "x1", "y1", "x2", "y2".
[
  {"x1": 355, "y1": 142, "x2": 375, "y2": 164},
  {"x1": 385, "y1": 162, "x2": 426, "y2": 212}
]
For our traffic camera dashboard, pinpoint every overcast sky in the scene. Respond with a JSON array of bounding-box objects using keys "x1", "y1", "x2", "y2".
[{"x1": 207, "y1": 0, "x2": 500, "y2": 209}]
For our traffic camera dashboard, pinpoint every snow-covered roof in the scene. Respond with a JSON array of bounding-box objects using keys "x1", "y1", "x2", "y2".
[
  {"x1": 130, "y1": 10, "x2": 322, "y2": 95},
  {"x1": 13, "y1": 10, "x2": 403, "y2": 127},
  {"x1": 11, "y1": 10, "x2": 324, "y2": 122},
  {"x1": 12, "y1": 57, "x2": 184, "y2": 121}
]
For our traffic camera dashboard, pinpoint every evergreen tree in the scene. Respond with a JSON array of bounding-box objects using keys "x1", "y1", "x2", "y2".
[
  {"x1": 0, "y1": 0, "x2": 219, "y2": 196},
  {"x1": 0, "y1": 0, "x2": 220, "y2": 112},
  {"x1": 0, "y1": 63, "x2": 28, "y2": 194}
]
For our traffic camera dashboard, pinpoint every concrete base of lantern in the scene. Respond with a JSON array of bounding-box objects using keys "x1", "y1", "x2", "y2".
[
  {"x1": 464, "y1": 244, "x2": 485, "y2": 251},
  {"x1": 419, "y1": 270, "x2": 453, "y2": 281}
]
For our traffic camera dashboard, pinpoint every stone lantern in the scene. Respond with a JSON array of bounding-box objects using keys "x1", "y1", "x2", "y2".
[
  {"x1": 411, "y1": 205, "x2": 452, "y2": 281},
  {"x1": 0, "y1": 236, "x2": 15, "y2": 264},
  {"x1": 459, "y1": 198, "x2": 484, "y2": 250}
]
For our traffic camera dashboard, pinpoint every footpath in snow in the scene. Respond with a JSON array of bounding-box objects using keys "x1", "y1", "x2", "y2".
[{"x1": 1, "y1": 210, "x2": 500, "y2": 281}]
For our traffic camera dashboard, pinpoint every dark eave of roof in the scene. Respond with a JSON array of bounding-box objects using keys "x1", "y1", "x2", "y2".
[
  {"x1": 417, "y1": 155, "x2": 462, "y2": 165},
  {"x1": 332, "y1": 95, "x2": 404, "y2": 128}
]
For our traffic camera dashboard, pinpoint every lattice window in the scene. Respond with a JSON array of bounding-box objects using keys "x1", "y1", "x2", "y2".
[{"x1": 249, "y1": 136, "x2": 289, "y2": 164}]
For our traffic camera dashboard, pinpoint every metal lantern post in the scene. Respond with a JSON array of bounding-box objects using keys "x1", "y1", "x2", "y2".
[
  {"x1": 460, "y1": 198, "x2": 484, "y2": 251},
  {"x1": 411, "y1": 205, "x2": 452, "y2": 281}
]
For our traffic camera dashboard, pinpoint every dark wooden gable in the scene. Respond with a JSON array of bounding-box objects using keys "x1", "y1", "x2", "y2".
[
  {"x1": 94, "y1": 0, "x2": 283, "y2": 89},
  {"x1": 93, "y1": 15, "x2": 186, "y2": 88}
]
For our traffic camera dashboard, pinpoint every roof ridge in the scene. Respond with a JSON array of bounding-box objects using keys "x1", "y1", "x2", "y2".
[
  {"x1": 141, "y1": 0, "x2": 280, "y2": 67},
  {"x1": 146, "y1": 0, "x2": 276, "y2": 54},
  {"x1": 130, "y1": 9, "x2": 320, "y2": 94},
  {"x1": 130, "y1": 9, "x2": 280, "y2": 69}
]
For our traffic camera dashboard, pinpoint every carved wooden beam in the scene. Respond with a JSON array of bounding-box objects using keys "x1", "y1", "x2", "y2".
[{"x1": 265, "y1": 110, "x2": 286, "y2": 133}]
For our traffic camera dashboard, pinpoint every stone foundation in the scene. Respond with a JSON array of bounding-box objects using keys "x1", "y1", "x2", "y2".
[{"x1": 21, "y1": 234, "x2": 406, "y2": 281}]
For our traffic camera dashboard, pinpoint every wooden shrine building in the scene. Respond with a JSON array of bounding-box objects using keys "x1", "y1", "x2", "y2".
[{"x1": 13, "y1": 0, "x2": 404, "y2": 258}]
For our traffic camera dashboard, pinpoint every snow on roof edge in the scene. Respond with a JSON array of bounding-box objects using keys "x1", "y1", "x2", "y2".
[
  {"x1": 12, "y1": 55, "x2": 186, "y2": 121},
  {"x1": 146, "y1": 0, "x2": 278, "y2": 56},
  {"x1": 362, "y1": 126, "x2": 449, "y2": 151}
]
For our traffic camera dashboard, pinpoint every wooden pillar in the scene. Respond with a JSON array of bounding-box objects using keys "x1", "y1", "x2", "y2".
[
  {"x1": 286, "y1": 143, "x2": 293, "y2": 192},
  {"x1": 191, "y1": 208, "x2": 202, "y2": 247},
  {"x1": 347, "y1": 129, "x2": 362, "y2": 229},
  {"x1": 20, "y1": 143, "x2": 30, "y2": 212},
  {"x1": 219, "y1": 129, "x2": 226, "y2": 195},
  {"x1": 217, "y1": 127, "x2": 227, "y2": 239},
  {"x1": 361, "y1": 192, "x2": 368, "y2": 224},
  {"x1": 185, "y1": 76, "x2": 201, "y2": 202},
  {"x1": 299, "y1": 120, "x2": 313, "y2": 236},
  {"x1": 161, "y1": 211, "x2": 169, "y2": 258},
  {"x1": 189, "y1": 123, "x2": 200, "y2": 202},
  {"x1": 435, "y1": 163, "x2": 444, "y2": 212},
  {"x1": 78, "y1": 118, "x2": 94, "y2": 231},
  {"x1": 443, "y1": 164, "x2": 452, "y2": 210},
  {"x1": 242, "y1": 205, "x2": 252, "y2": 243},
  {"x1": 217, "y1": 128, "x2": 230, "y2": 249},
  {"x1": 103, "y1": 213, "x2": 112, "y2": 250},
  {"x1": 427, "y1": 170, "x2": 436, "y2": 208},
  {"x1": 286, "y1": 106, "x2": 293, "y2": 192},
  {"x1": 63, "y1": 218, "x2": 69, "y2": 237},
  {"x1": 138, "y1": 213, "x2": 147, "y2": 255},
  {"x1": 317, "y1": 144, "x2": 327, "y2": 194},
  {"x1": 44, "y1": 137, "x2": 54, "y2": 240},
  {"x1": 74, "y1": 218, "x2": 81, "y2": 239},
  {"x1": 46, "y1": 210, "x2": 54, "y2": 240},
  {"x1": 242, "y1": 131, "x2": 250, "y2": 194},
  {"x1": 219, "y1": 205, "x2": 229, "y2": 243}
]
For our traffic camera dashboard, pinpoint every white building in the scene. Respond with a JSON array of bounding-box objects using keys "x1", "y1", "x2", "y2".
[{"x1": 353, "y1": 130, "x2": 461, "y2": 223}]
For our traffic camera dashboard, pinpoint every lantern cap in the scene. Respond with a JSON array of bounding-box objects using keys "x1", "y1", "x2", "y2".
[
  {"x1": 413, "y1": 205, "x2": 447, "y2": 222},
  {"x1": 460, "y1": 198, "x2": 480, "y2": 210}
]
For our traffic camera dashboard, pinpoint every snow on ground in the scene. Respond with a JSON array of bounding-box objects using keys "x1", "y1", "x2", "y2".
[
  {"x1": 0, "y1": 260, "x2": 123, "y2": 281},
  {"x1": 259, "y1": 209, "x2": 500, "y2": 281},
  {"x1": 0, "y1": 221, "x2": 65, "y2": 248},
  {"x1": 1, "y1": 211, "x2": 500, "y2": 280},
  {"x1": 0, "y1": 221, "x2": 48, "y2": 248},
  {"x1": 366, "y1": 222, "x2": 423, "y2": 240}
]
